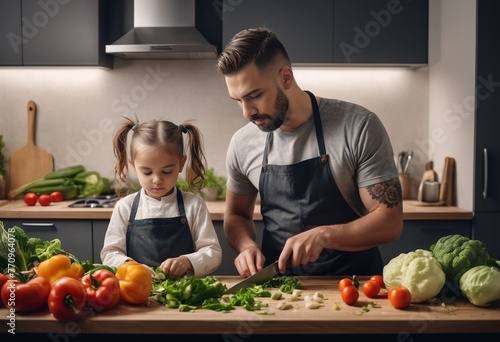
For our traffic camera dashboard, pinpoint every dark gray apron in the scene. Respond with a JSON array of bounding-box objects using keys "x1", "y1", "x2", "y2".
[
  {"x1": 259, "y1": 91, "x2": 383, "y2": 276},
  {"x1": 126, "y1": 189, "x2": 194, "y2": 267}
]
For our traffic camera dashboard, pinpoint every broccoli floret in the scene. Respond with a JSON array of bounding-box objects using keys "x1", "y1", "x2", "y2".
[{"x1": 430, "y1": 234, "x2": 496, "y2": 282}]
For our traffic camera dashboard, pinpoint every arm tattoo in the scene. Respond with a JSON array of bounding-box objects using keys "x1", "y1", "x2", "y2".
[{"x1": 366, "y1": 178, "x2": 402, "y2": 208}]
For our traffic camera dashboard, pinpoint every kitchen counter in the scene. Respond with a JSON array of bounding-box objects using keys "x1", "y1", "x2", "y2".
[
  {"x1": 0, "y1": 199, "x2": 473, "y2": 221},
  {"x1": 0, "y1": 276, "x2": 498, "y2": 336}
]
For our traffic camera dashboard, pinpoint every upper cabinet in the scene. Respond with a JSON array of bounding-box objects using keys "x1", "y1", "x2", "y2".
[
  {"x1": 222, "y1": 0, "x2": 428, "y2": 66},
  {"x1": 0, "y1": 0, "x2": 126, "y2": 67}
]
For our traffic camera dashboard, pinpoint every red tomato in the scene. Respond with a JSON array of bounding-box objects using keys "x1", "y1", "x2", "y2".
[
  {"x1": 338, "y1": 278, "x2": 353, "y2": 292},
  {"x1": 370, "y1": 275, "x2": 385, "y2": 289},
  {"x1": 48, "y1": 277, "x2": 87, "y2": 321},
  {"x1": 1, "y1": 276, "x2": 51, "y2": 312},
  {"x1": 38, "y1": 194, "x2": 52, "y2": 206},
  {"x1": 341, "y1": 285, "x2": 359, "y2": 305},
  {"x1": 81, "y1": 269, "x2": 121, "y2": 312},
  {"x1": 24, "y1": 192, "x2": 38, "y2": 206},
  {"x1": 388, "y1": 286, "x2": 411, "y2": 309},
  {"x1": 50, "y1": 191, "x2": 64, "y2": 202},
  {"x1": 0, "y1": 274, "x2": 8, "y2": 306},
  {"x1": 362, "y1": 279, "x2": 381, "y2": 298}
]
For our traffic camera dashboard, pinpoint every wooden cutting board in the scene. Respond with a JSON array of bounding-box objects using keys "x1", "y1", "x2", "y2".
[{"x1": 8, "y1": 100, "x2": 54, "y2": 198}]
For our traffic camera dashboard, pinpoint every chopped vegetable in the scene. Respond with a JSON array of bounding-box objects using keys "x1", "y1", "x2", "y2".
[
  {"x1": 261, "y1": 276, "x2": 302, "y2": 294},
  {"x1": 430, "y1": 234, "x2": 497, "y2": 282},
  {"x1": 459, "y1": 265, "x2": 500, "y2": 306},
  {"x1": 271, "y1": 291, "x2": 283, "y2": 300},
  {"x1": 383, "y1": 249, "x2": 445, "y2": 303},
  {"x1": 152, "y1": 274, "x2": 226, "y2": 308},
  {"x1": 276, "y1": 302, "x2": 293, "y2": 310}
]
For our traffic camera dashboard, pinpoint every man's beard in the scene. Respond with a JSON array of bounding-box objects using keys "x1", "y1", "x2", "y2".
[{"x1": 250, "y1": 89, "x2": 289, "y2": 132}]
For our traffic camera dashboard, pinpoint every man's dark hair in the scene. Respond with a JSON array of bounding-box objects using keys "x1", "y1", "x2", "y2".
[{"x1": 216, "y1": 27, "x2": 290, "y2": 75}]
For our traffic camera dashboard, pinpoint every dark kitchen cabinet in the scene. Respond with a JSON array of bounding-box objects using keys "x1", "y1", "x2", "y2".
[
  {"x1": 473, "y1": 0, "x2": 500, "y2": 260},
  {"x1": 332, "y1": 0, "x2": 428, "y2": 64},
  {"x1": 222, "y1": 0, "x2": 428, "y2": 65},
  {"x1": 1, "y1": 219, "x2": 94, "y2": 262},
  {"x1": 379, "y1": 220, "x2": 471, "y2": 265},
  {"x1": 0, "y1": 1, "x2": 22, "y2": 65},
  {"x1": 0, "y1": 0, "x2": 125, "y2": 67},
  {"x1": 93, "y1": 219, "x2": 109, "y2": 263}
]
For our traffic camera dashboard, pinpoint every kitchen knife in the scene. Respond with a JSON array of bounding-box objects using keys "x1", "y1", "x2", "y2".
[{"x1": 224, "y1": 261, "x2": 280, "y2": 295}]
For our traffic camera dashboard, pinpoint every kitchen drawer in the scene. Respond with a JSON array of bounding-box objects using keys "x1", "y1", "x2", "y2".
[
  {"x1": 93, "y1": 220, "x2": 109, "y2": 263},
  {"x1": 379, "y1": 220, "x2": 472, "y2": 265},
  {"x1": 2, "y1": 219, "x2": 93, "y2": 262}
]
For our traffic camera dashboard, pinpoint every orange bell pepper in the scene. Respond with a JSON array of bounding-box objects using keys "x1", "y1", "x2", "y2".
[
  {"x1": 115, "y1": 261, "x2": 152, "y2": 304},
  {"x1": 37, "y1": 254, "x2": 84, "y2": 285}
]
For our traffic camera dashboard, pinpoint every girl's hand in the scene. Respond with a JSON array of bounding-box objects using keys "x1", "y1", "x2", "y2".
[{"x1": 160, "y1": 256, "x2": 193, "y2": 277}]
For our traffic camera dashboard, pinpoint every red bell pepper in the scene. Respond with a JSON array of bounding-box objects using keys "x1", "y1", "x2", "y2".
[
  {"x1": 81, "y1": 269, "x2": 120, "y2": 312},
  {"x1": 1, "y1": 276, "x2": 50, "y2": 312},
  {"x1": 48, "y1": 277, "x2": 87, "y2": 321}
]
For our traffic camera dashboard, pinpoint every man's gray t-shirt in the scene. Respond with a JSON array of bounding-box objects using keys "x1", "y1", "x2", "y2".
[{"x1": 225, "y1": 97, "x2": 398, "y2": 216}]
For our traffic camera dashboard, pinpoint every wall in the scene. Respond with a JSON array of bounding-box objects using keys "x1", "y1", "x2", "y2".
[
  {"x1": 0, "y1": 1, "x2": 475, "y2": 209},
  {"x1": 428, "y1": 0, "x2": 476, "y2": 210}
]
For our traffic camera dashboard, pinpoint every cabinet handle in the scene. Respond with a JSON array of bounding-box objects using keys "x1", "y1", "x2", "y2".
[
  {"x1": 483, "y1": 148, "x2": 488, "y2": 199},
  {"x1": 22, "y1": 223, "x2": 56, "y2": 231}
]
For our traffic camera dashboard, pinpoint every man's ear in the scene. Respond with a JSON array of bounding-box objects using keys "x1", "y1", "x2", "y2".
[
  {"x1": 179, "y1": 155, "x2": 187, "y2": 173},
  {"x1": 280, "y1": 66, "x2": 294, "y2": 89}
]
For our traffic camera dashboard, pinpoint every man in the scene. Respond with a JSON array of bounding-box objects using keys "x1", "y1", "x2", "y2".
[{"x1": 217, "y1": 27, "x2": 403, "y2": 278}]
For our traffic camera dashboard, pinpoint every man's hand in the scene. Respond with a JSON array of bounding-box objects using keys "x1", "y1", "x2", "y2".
[
  {"x1": 234, "y1": 246, "x2": 266, "y2": 277},
  {"x1": 278, "y1": 227, "x2": 326, "y2": 274}
]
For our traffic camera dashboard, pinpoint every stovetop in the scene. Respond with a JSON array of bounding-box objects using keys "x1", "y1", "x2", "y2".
[{"x1": 68, "y1": 194, "x2": 118, "y2": 208}]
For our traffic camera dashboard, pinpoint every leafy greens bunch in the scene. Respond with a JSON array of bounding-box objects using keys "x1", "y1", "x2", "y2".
[{"x1": 0, "y1": 221, "x2": 76, "y2": 274}]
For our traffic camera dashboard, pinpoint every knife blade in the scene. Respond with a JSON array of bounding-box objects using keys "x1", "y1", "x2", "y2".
[{"x1": 224, "y1": 261, "x2": 280, "y2": 295}]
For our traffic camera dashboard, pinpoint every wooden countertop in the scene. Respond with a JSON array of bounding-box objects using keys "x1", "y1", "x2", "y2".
[
  {"x1": 0, "y1": 199, "x2": 473, "y2": 221},
  {"x1": 1, "y1": 276, "x2": 498, "y2": 335}
]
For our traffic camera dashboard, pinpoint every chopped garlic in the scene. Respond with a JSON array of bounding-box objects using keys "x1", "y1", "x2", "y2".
[
  {"x1": 277, "y1": 302, "x2": 294, "y2": 310},
  {"x1": 312, "y1": 292, "x2": 324, "y2": 303},
  {"x1": 271, "y1": 291, "x2": 283, "y2": 300},
  {"x1": 305, "y1": 300, "x2": 322, "y2": 309}
]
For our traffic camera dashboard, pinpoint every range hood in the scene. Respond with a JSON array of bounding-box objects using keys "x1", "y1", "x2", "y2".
[{"x1": 106, "y1": 0, "x2": 217, "y2": 60}]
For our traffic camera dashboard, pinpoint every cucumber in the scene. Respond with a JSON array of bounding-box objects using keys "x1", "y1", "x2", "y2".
[{"x1": 43, "y1": 165, "x2": 86, "y2": 180}]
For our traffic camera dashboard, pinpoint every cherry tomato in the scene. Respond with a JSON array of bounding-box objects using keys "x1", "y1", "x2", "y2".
[
  {"x1": 50, "y1": 191, "x2": 64, "y2": 202},
  {"x1": 362, "y1": 279, "x2": 381, "y2": 298},
  {"x1": 338, "y1": 278, "x2": 353, "y2": 291},
  {"x1": 388, "y1": 286, "x2": 411, "y2": 309},
  {"x1": 370, "y1": 275, "x2": 385, "y2": 289},
  {"x1": 24, "y1": 192, "x2": 38, "y2": 206},
  {"x1": 38, "y1": 194, "x2": 52, "y2": 206},
  {"x1": 341, "y1": 285, "x2": 359, "y2": 305}
]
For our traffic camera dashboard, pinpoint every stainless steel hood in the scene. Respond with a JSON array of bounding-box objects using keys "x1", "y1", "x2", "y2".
[{"x1": 106, "y1": 0, "x2": 217, "y2": 60}]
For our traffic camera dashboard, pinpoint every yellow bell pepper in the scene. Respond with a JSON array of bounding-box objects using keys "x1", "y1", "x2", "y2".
[
  {"x1": 115, "y1": 261, "x2": 152, "y2": 304},
  {"x1": 37, "y1": 254, "x2": 84, "y2": 285}
]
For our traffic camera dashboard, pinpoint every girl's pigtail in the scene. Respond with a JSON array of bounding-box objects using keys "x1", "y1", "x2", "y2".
[
  {"x1": 181, "y1": 123, "x2": 207, "y2": 193},
  {"x1": 113, "y1": 117, "x2": 136, "y2": 195}
]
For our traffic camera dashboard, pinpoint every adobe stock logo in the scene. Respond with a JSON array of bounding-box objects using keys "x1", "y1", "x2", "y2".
[
  {"x1": 7, "y1": 0, "x2": 73, "y2": 54},
  {"x1": 339, "y1": 0, "x2": 407, "y2": 63}
]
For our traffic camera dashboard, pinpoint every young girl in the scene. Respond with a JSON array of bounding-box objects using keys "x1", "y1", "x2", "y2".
[{"x1": 101, "y1": 117, "x2": 222, "y2": 277}]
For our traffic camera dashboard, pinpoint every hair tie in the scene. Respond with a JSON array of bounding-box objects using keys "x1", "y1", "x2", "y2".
[
  {"x1": 179, "y1": 124, "x2": 187, "y2": 133},
  {"x1": 132, "y1": 123, "x2": 140, "y2": 131}
]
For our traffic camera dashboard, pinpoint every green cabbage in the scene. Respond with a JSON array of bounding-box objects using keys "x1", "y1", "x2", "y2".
[
  {"x1": 383, "y1": 249, "x2": 446, "y2": 303},
  {"x1": 459, "y1": 265, "x2": 500, "y2": 306}
]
